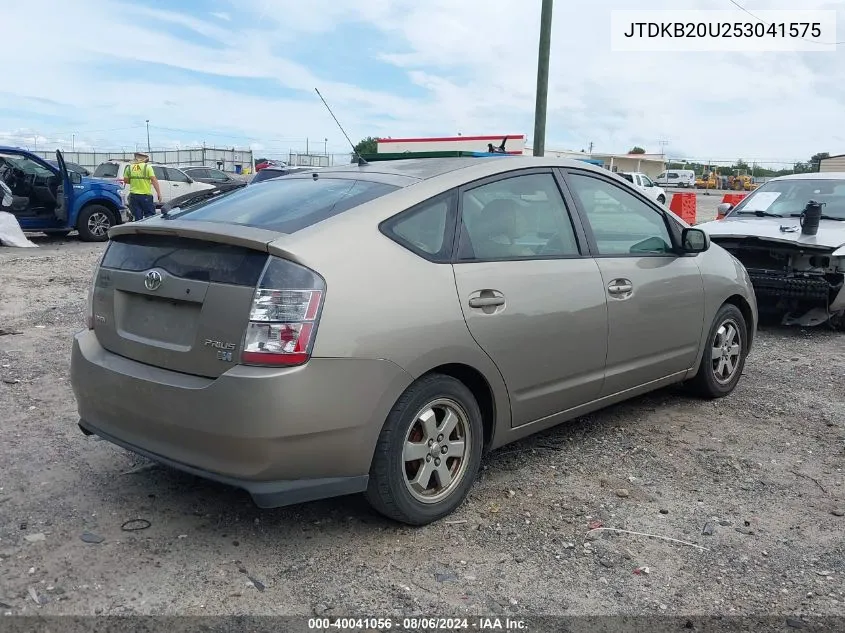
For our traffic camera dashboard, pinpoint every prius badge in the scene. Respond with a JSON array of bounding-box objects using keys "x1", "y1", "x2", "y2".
[
  {"x1": 205, "y1": 339, "x2": 237, "y2": 362},
  {"x1": 144, "y1": 269, "x2": 163, "y2": 291}
]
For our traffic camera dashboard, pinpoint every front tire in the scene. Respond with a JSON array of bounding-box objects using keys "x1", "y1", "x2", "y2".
[
  {"x1": 687, "y1": 303, "x2": 748, "y2": 399},
  {"x1": 77, "y1": 204, "x2": 116, "y2": 242},
  {"x1": 365, "y1": 374, "x2": 484, "y2": 525}
]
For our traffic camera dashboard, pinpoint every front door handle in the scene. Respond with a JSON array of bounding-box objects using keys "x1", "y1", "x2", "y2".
[
  {"x1": 607, "y1": 279, "x2": 633, "y2": 295},
  {"x1": 469, "y1": 296, "x2": 505, "y2": 308}
]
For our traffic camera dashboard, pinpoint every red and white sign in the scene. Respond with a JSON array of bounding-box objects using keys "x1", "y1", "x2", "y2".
[{"x1": 377, "y1": 135, "x2": 525, "y2": 154}]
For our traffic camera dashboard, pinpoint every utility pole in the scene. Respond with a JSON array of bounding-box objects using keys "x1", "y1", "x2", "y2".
[
  {"x1": 324, "y1": 138, "x2": 328, "y2": 155},
  {"x1": 588, "y1": 141, "x2": 594, "y2": 154},
  {"x1": 532, "y1": 0, "x2": 554, "y2": 157},
  {"x1": 72, "y1": 133, "x2": 75, "y2": 151},
  {"x1": 145, "y1": 120, "x2": 151, "y2": 153},
  {"x1": 306, "y1": 138, "x2": 310, "y2": 155}
]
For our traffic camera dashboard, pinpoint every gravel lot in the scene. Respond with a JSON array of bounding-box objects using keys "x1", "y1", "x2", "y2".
[{"x1": 1, "y1": 236, "x2": 843, "y2": 621}]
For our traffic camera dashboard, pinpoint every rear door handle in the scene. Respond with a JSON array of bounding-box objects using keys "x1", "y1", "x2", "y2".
[{"x1": 469, "y1": 296, "x2": 505, "y2": 308}]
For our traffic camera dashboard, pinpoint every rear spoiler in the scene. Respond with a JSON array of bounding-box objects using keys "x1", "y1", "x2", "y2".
[{"x1": 108, "y1": 218, "x2": 290, "y2": 255}]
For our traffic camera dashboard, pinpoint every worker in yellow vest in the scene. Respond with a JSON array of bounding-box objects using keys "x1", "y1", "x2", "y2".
[{"x1": 123, "y1": 152, "x2": 162, "y2": 221}]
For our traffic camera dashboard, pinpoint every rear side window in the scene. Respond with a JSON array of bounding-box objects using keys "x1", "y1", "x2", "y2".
[
  {"x1": 381, "y1": 193, "x2": 456, "y2": 262},
  {"x1": 93, "y1": 163, "x2": 119, "y2": 178},
  {"x1": 166, "y1": 168, "x2": 191, "y2": 183},
  {"x1": 170, "y1": 177, "x2": 399, "y2": 233}
]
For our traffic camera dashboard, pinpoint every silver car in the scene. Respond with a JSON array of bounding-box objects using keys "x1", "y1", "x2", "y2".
[
  {"x1": 701, "y1": 172, "x2": 845, "y2": 328},
  {"x1": 70, "y1": 156, "x2": 758, "y2": 525}
]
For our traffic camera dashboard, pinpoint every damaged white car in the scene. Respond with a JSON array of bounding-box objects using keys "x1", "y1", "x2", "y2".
[{"x1": 699, "y1": 173, "x2": 845, "y2": 329}]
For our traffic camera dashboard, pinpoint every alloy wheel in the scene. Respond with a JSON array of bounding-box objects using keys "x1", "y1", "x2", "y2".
[
  {"x1": 402, "y1": 398, "x2": 472, "y2": 504},
  {"x1": 87, "y1": 212, "x2": 111, "y2": 238},
  {"x1": 711, "y1": 318, "x2": 742, "y2": 384}
]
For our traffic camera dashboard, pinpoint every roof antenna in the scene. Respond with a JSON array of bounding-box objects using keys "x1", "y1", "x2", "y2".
[{"x1": 314, "y1": 88, "x2": 368, "y2": 166}]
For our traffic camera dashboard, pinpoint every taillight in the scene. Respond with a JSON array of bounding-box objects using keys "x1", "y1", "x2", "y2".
[{"x1": 241, "y1": 257, "x2": 326, "y2": 367}]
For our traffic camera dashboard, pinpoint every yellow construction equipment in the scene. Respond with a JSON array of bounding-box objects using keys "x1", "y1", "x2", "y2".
[{"x1": 728, "y1": 174, "x2": 758, "y2": 191}]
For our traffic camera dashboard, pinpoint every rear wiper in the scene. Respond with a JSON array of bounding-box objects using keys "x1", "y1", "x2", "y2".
[
  {"x1": 735, "y1": 210, "x2": 782, "y2": 217},
  {"x1": 788, "y1": 213, "x2": 844, "y2": 221}
]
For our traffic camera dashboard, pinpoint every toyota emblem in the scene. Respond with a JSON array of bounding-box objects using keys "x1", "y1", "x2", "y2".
[{"x1": 144, "y1": 270, "x2": 163, "y2": 291}]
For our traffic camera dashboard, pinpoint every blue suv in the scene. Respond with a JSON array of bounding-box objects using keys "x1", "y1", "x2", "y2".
[{"x1": 0, "y1": 147, "x2": 128, "y2": 241}]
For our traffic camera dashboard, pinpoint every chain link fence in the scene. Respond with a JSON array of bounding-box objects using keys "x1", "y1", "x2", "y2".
[{"x1": 31, "y1": 147, "x2": 255, "y2": 175}]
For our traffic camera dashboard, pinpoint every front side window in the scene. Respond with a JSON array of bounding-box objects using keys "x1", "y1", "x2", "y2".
[
  {"x1": 566, "y1": 172, "x2": 673, "y2": 255},
  {"x1": 457, "y1": 173, "x2": 580, "y2": 261}
]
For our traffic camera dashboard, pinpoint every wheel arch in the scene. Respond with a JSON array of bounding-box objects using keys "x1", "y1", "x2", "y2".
[
  {"x1": 723, "y1": 293, "x2": 755, "y2": 351},
  {"x1": 687, "y1": 293, "x2": 755, "y2": 381},
  {"x1": 420, "y1": 363, "x2": 497, "y2": 452},
  {"x1": 76, "y1": 197, "x2": 120, "y2": 229}
]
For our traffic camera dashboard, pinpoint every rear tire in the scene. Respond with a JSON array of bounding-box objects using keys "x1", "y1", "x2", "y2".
[
  {"x1": 77, "y1": 205, "x2": 115, "y2": 242},
  {"x1": 365, "y1": 374, "x2": 484, "y2": 526},
  {"x1": 687, "y1": 303, "x2": 748, "y2": 399}
]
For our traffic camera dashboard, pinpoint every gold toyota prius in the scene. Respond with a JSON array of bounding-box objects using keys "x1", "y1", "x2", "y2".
[{"x1": 70, "y1": 155, "x2": 757, "y2": 525}]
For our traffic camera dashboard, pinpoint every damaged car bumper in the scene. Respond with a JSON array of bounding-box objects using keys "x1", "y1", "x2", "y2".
[{"x1": 712, "y1": 238, "x2": 844, "y2": 327}]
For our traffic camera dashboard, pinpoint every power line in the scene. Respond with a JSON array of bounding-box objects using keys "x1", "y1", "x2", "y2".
[{"x1": 727, "y1": 0, "x2": 845, "y2": 45}]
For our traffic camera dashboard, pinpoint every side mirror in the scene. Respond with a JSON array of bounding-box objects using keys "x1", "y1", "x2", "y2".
[
  {"x1": 682, "y1": 227, "x2": 710, "y2": 253},
  {"x1": 716, "y1": 202, "x2": 733, "y2": 220},
  {"x1": 70, "y1": 172, "x2": 82, "y2": 185}
]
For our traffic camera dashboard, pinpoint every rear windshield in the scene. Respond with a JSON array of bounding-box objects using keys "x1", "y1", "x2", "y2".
[
  {"x1": 168, "y1": 177, "x2": 399, "y2": 233},
  {"x1": 250, "y1": 167, "x2": 313, "y2": 183},
  {"x1": 93, "y1": 163, "x2": 119, "y2": 178}
]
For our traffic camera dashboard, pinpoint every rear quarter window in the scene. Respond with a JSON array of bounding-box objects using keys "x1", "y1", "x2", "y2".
[
  {"x1": 93, "y1": 163, "x2": 119, "y2": 178},
  {"x1": 170, "y1": 177, "x2": 399, "y2": 233}
]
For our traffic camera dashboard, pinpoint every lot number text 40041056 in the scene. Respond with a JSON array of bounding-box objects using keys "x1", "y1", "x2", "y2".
[{"x1": 307, "y1": 617, "x2": 527, "y2": 630}]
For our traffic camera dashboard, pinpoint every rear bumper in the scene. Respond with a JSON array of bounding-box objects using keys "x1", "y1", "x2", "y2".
[
  {"x1": 77, "y1": 419, "x2": 368, "y2": 507},
  {"x1": 70, "y1": 330, "x2": 413, "y2": 507}
]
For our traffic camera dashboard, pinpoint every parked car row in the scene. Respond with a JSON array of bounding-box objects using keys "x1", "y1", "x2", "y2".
[{"x1": 0, "y1": 149, "x2": 260, "y2": 242}]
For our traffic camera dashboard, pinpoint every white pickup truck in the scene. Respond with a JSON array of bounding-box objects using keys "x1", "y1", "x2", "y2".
[{"x1": 619, "y1": 171, "x2": 667, "y2": 205}]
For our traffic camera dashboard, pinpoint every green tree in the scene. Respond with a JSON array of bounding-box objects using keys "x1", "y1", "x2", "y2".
[
  {"x1": 354, "y1": 136, "x2": 378, "y2": 155},
  {"x1": 628, "y1": 146, "x2": 645, "y2": 154},
  {"x1": 809, "y1": 152, "x2": 829, "y2": 172}
]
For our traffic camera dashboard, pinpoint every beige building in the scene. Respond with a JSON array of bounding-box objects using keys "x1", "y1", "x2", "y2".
[
  {"x1": 589, "y1": 153, "x2": 667, "y2": 179},
  {"x1": 522, "y1": 147, "x2": 666, "y2": 178},
  {"x1": 819, "y1": 154, "x2": 845, "y2": 172}
]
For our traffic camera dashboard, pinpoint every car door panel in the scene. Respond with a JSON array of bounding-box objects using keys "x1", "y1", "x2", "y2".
[
  {"x1": 151, "y1": 166, "x2": 172, "y2": 203},
  {"x1": 593, "y1": 256, "x2": 704, "y2": 393},
  {"x1": 454, "y1": 259, "x2": 608, "y2": 425},
  {"x1": 562, "y1": 169, "x2": 705, "y2": 396},
  {"x1": 450, "y1": 170, "x2": 609, "y2": 428}
]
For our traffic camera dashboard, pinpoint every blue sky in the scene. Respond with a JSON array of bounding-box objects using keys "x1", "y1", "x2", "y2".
[{"x1": 1, "y1": 0, "x2": 844, "y2": 165}]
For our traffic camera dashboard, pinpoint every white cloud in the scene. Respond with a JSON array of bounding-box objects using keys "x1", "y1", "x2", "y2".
[{"x1": 3, "y1": 0, "x2": 843, "y2": 164}]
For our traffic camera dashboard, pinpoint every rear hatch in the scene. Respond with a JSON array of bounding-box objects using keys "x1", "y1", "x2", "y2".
[{"x1": 92, "y1": 225, "x2": 275, "y2": 378}]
